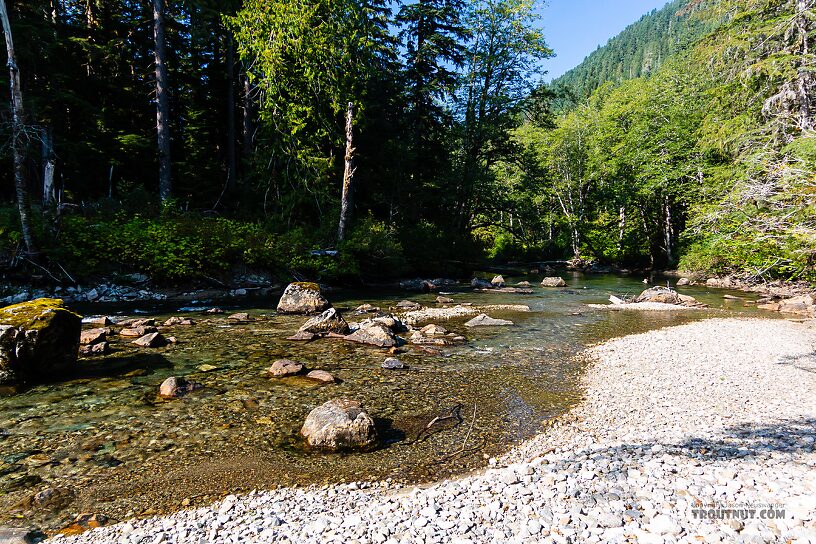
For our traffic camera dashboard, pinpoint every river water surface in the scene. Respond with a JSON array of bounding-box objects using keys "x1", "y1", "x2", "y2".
[{"x1": 0, "y1": 273, "x2": 769, "y2": 531}]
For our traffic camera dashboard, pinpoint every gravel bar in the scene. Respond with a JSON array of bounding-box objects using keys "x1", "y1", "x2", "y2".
[{"x1": 53, "y1": 318, "x2": 816, "y2": 543}]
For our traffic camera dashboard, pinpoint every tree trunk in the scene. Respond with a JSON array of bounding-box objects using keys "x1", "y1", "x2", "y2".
[
  {"x1": 225, "y1": 31, "x2": 236, "y2": 194},
  {"x1": 242, "y1": 72, "x2": 256, "y2": 160},
  {"x1": 41, "y1": 127, "x2": 56, "y2": 208},
  {"x1": 153, "y1": 0, "x2": 172, "y2": 203},
  {"x1": 337, "y1": 102, "x2": 356, "y2": 242},
  {"x1": 663, "y1": 194, "x2": 674, "y2": 266},
  {"x1": 618, "y1": 206, "x2": 626, "y2": 257},
  {"x1": 0, "y1": 0, "x2": 36, "y2": 255}
]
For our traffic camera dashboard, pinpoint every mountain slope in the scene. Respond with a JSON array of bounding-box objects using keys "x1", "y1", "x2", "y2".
[{"x1": 552, "y1": 0, "x2": 715, "y2": 101}]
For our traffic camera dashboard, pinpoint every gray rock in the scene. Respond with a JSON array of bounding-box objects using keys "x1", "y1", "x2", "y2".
[
  {"x1": 464, "y1": 314, "x2": 514, "y2": 327},
  {"x1": 300, "y1": 398, "x2": 378, "y2": 451},
  {"x1": 381, "y1": 358, "x2": 406, "y2": 370},
  {"x1": 541, "y1": 277, "x2": 567, "y2": 287},
  {"x1": 267, "y1": 359, "x2": 304, "y2": 377},
  {"x1": 158, "y1": 376, "x2": 202, "y2": 398},
  {"x1": 277, "y1": 283, "x2": 331, "y2": 314},
  {"x1": 299, "y1": 308, "x2": 350, "y2": 335},
  {"x1": 345, "y1": 321, "x2": 400, "y2": 348},
  {"x1": 471, "y1": 278, "x2": 494, "y2": 289},
  {"x1": 132, "y1": 332, "x2": 168, "y2": 348}
]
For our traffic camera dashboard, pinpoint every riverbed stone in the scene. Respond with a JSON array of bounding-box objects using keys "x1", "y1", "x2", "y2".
[
  {"x1": 132, "y1": 332, "x2": 168, "y2": 348},
  {"x1": 267, "y1": 359, "x2": 304, "y2": 377},
  {"x1": 158, "y1": 376, "x2": 202, "y2": 398},
  {"x1": 464, "y1": 314, "x2": 514, "y2": 327},
  {"x1": 471, "y1": 278, "x2": 494, "y2": 289},
  {"x1": 541, "y1": 277, "x2": 567, "y2": 287},
  {"x1": 306, "y1": 370, "x2": 336, "y2": 383},
  {"x1": 298, "y1": 308, "x2": 350, "y2": 335},
  {"x1": 163, "y1": 316, "x2": 194, "y2": 326},
  {"x1": 0, "y1": 298, "x2": 81, "y2": 388},
  {"x1": 300, "y1": 398, "x2": 378, "y2": 451},
  {"x1": 277, "y1": 283, "x2": 331, "y2": 314},
  {"x1": 491, "y1": 275, "x2": 506, "y2": 287},
  {"x1": 381, "y1": 357, "x2": 406, "y2": 370},
  {"x1": 436, "y1": 296, "x2": 455, "y2": 304},
  {"x1": 80, "y1": 327, "x2": 109, "y2": 345},
  {"x1": 345, "y1": 321, "x2": 400, "y2": 348}
]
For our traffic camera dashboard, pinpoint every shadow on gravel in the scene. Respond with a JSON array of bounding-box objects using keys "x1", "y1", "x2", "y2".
[
  {"x1": 776, "y1": 351, "x2": 816, "y2": 374},
  {"x1": 676, "y1": 418, "x2": 816, "y2": 460}
]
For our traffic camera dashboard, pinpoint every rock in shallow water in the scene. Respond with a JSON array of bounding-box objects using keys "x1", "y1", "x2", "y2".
[
  {"x1": 159, "y1": 376, "x2": 202, "y2": 398},
  {"x1": 267, "y1": 359, "x2": 304, "y2": 377},
  {"x1": 299, "y1": 308, "x2": 350, "y2": 335},
  {"x1": 132, "y1": 332, "x2": 168, "y2": 348},
  {"x1": 345, "y1": 321, "x2": 400, "y2": 348},
  {"x1": 277, "y1": 283, "x2": 331, "y2": 314},
  {"x1": 464, "y1": 314, "x2": 514, "y2": 327},
  {"x1": 381, "y1": 357, "x2": 406, "y2": 370},
  {"x1": 541, "y1": 277, "x2": 567, "y2": 287},
  {"x1": 300, "y1": 398, "x2": 378, "y2": 451},
  {"x1": 306, "y1": 370, "x2": 336, "y2": 383},
  {"x1": 0, "y1": 298, "x2": 81, "y2": 389}
]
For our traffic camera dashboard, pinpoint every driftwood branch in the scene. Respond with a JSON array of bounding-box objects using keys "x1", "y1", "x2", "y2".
[{"x1": 411, "y1": 403, "x2": 463, "y2": 444}]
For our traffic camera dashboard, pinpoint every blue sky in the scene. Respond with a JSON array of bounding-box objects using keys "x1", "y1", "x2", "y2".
[{"x1": 540, "y1": 0, "x2": 671, "y2": 81}]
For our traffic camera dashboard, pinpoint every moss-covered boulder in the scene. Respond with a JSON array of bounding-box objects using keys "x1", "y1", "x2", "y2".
[
  {"x1": 0, "y1": 298, "x2": 82, "y2": 390},
  {"x1": 276, "y1": 282, "x2": 331, "y2": 314}
]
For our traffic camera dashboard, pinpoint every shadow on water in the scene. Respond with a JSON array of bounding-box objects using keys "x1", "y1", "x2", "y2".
[{"x1": 71, "y1": 353, "x2": 173, "y2": 380}]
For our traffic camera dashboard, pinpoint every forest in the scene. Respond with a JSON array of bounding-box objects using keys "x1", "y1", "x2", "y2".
[{"x1": 0, "y1": 0, "x2": 814, "y2": 284}]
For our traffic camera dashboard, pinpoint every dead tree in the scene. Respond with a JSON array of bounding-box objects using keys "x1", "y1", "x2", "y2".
[
  {"x1": 41, "y1": 127, "x2": 56, "y2": 208},
  {"x1": 153, "y1": 0, "x2": 172, "y2": 203},
  {"x1": 0, "y1": 0, "x2": 36, "y2": 255},
  {"x1": 337, "y1": 102, "x2": 356, "y2": 242}
]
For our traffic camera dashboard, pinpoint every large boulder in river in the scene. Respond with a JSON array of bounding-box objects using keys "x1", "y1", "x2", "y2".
[
  {"x1": 0, "y1": 298, "x2": 81, "y2": 389},
  {"x1": 300, "y1": 398, "x2": 378, "y2": 451},
  {"x1": 298, "y1": 308, "x2": 350, "y2": 335},
  {"x1": 277, "y1": 282, "x2": 331, "y2": 314}
]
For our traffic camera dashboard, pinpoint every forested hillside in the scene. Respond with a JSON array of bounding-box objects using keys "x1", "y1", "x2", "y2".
[
  {"x1": 552, "y1": 0, "x2": 713, "y2": 104},
  {"x1": 0, "y1": 0, "x2": 813, "y2": 285},
  {"x1": 506, "y1": 0, "x2": 816, "y2": 280}
]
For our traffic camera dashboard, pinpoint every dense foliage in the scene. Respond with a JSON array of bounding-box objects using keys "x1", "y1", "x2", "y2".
[
  {"x1": 1, "y1": 0, "x2": 814, "y2": 284},
  {"x1": 520, "y1": 0, "x2": 816, "y2": 280}
]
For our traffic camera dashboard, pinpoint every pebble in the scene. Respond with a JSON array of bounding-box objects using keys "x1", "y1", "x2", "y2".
[{"x1": 55, "y1": 319, "x2": 816, "y2": 544}]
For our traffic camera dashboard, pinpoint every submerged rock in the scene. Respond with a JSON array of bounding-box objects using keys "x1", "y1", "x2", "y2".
[
  {"x1": 298, "y1": 308, "x2": 350, "y2": 335},
  {"x1": 300, "y1": 398, "x2": 378, "y2": 451},
  {"x1": 345, "y1": 321, "x2": 400, "y2": 348},
  {"x1": 0, "y1": 298, "x2": 81, "y2": 388},
  {"x1": 80, "y1": 342, "x2": 109, "y2": 356},
  {"x1": 465, "y1": 314, "x2": 514, "y2": 327},
  {"x1": 306, "y1": 370, "x2": 336, "y2": 383},
  {"x1": 436, "y1": 296, "x2": 454, "y2": 304},
  {"x1": 277, "y1": 282, "x2": 331, "y2": 314},
  {"x1": 381, "y1": 357, "x2": 406, "y2": 370},
  {"x1": 541, "y1": 277, "x2": 567, "y2": 287},
  {"x1": 159, "y1": 376, "x2": 202, "y2": 398},
  {"x1": 60, "y1": 513, "x2": 108, "y2": 536},
  {"x1": 267, "y1": 359, "x2": 304, "y2": 377}
]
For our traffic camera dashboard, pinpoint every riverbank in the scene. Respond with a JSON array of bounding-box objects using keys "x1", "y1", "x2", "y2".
[{"x1": 48, "y1": 317, "x2": 816, "y2": 543}]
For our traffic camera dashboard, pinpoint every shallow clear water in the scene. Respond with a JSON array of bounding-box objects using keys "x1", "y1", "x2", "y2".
[{"x1": 0, "y1": 273, "x2": 768, "y2": 530}]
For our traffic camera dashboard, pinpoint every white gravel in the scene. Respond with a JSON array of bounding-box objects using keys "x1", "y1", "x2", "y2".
[{"x1": 53, "y1": 318, "x2": 816, "y2": 544}]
